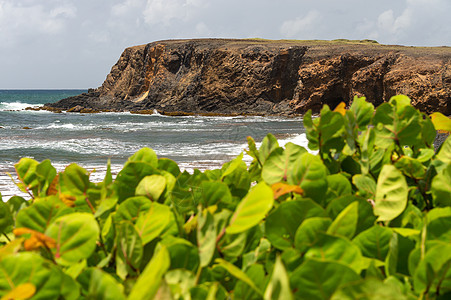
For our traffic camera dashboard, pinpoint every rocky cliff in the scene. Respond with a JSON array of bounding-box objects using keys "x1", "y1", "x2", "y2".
[{"x1": 45, "y1": 39, "x2": 451, "y2": 115}]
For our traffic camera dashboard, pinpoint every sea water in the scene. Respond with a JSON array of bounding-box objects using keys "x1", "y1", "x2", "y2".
[{"x1": 0, "y1": 90, "x2": 309, "y2": 200}]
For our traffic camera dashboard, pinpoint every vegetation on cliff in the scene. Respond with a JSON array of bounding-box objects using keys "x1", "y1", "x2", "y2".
[{"x1": 1, "y1": 95, "x2": 451, "y2": 299}]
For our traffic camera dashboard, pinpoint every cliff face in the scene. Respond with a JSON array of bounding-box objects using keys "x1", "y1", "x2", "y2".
[{"x1": 47, "y1": 39, "x2": 451, "y2": 115}]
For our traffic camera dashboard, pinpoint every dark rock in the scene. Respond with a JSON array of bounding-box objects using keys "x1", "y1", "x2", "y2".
[{"x1": 45, "y1": 39, "x2": 451, "y2": 115}]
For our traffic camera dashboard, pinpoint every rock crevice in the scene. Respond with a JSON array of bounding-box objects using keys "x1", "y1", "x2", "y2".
[{"x1": 46, "y1": 39, "x2": 451, "y2": 115}]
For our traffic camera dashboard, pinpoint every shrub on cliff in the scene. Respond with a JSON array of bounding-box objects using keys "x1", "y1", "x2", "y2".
[{"x1": 0, "y1": 95, "x2": 450, "y2": 299}]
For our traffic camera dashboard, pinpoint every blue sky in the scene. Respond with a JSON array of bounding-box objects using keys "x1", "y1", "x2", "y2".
[{"x1": 0, "y1": 0, "x2": 450, "y2": 89}]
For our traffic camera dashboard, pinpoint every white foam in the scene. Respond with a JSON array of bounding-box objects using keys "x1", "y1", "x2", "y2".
[{"x1": 0, "y1": 102, "x2": 41, "y2": 111}]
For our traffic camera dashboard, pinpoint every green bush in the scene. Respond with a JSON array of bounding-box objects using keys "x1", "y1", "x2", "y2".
[{"x1": 0, "y1": 95, "x2": 450, "y2": 299}]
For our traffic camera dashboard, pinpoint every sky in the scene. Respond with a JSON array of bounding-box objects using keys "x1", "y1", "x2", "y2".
[{"x1": 0, "y1": 0, "x2": 450, "y2": 89}]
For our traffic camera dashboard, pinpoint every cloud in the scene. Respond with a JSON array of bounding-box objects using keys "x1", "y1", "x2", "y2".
[
  {"x1": 280, "y1": 10, "x2": 322, "y2": 39},
  {"x1": 143, "y1": 0, "x2": 206, "y2": 26}
]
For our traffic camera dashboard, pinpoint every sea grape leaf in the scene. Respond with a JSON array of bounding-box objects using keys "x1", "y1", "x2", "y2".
[
  {"x1": 290, "y1": 259, "x2": 360, "y2": 300},
  {"x1": 45, "y1": 212, "x2": 100, "y2": 266},
  {"x1": 431, "y1": 112, "x2": 451, "y2": 132},
  {"x1": 0, "y1": 201, "x2": 13, "y2": 233},
  {"x1": 114, "y1": 162, "x2": 160, "y2": 202},
  {"x1": 84, "y1": 268, "x2": 126, "y2": 300},
  {"x1": 385, "y1": 232, "x2": 415, "y2": 277},
  {"x1": 394, "y1": 156, "x2": 426, "y2": 179},
  {"x1": 2, "y1": 283, "x2": 36, "y2": 300},
  {"x1": 431, "y1": 163, "x2": 451, "y2": 207},
  {"x1": 127, "y1": 147, "x2": 158, "y2": 166},
  {"x1": 305, "y1": 233, "x2": 363, "y2": 273},
  {"x1": 349, "y1": 96, "x2": 374, "y2": 129},
  {"x1": 0, "y1": 253, "x2": 62, "y2": 299},
  {"x1": 14, "y1": 158, "x2": 39, "y2": 193},
  {"x1": 235, "y1": 264, "x2": 266, "y2": 300},
  {"x1": 201, "y1": 181, "x2": 232, "y2": 207},
  {"x1": 135, "y1": 174, "x2": 166, "y2": 201},
  {"x1": 116, "y1": 221, "x2": 143, "y2": 280},
  {"x1": 303, "y1": 110, "x2": 319, "y2": 150},
  {"x1": 197, "y1": 209, "x2": 217, "y2": 267},
  {"x1": 221, "y1": 152, "x2": 244, "y2": 180},
  {"x1": 16, "y1": 196, "x2": 73, "y2": 233},
  {"x1": 413, "y1": 242, "x2": 451, "y2": 295},
  {"x1": 436, "y1": 136, "x2": 451, "y2": 164},
  {"x1": 114, "y1": 196, "x2": 151, "y2": 223},
  {"x1": 294, "y1": 217, "x2": 332, "y2": 253},
  {"x1": 59, "y1": 163, "x2": 90, "y2": 196},
  {"x1": 135, "y1": 202, "x2": 171, "y2": 245},
  {"x1": 374, "y1": 165, "x2": 408, "y2": 222},
  {"x1": 128, "y1": 246, "x2": 170, "y2": 300},
  {"x1": 259, "y1": 133, "x2": 280, "y2": 165},
  {"x1": 262, "y1": 143, "x2": 306, "y2": 185},
  {"x1": 265, "y1": 199, "x2": 326, "y2": 250},
  {"x1": 226, "y1": 182, "x2": 273, "y2": 235},
  {"x1": 264, "y1": 256, "x2": 293, "y2": 300},
  {"x1": 324, "y1": 173, "x2": 352, "y2": 204},
  {"x1": 327, "y1": 201, "x2": 358, "y2": 239},
  {"x1": 352, "y1": 226, "x2": 392, "y2": 261},
  {"x1": 289, "y1": 153, "x2": 328, "y2": 202},
  {"x1": 215, "y1": 258, "x2": 262, "y2": 295},
  {"x1": 158, "y1": 157, "x2": 181, "y2": 177},
  {"x1": 161, "y1": 236, "x2": 199, "y2": 271},
  {"x1": 352, "y1": 174, "x2": 376, "y2": 199},
  {"x1": 35, "y1": 159, "x2": 57, "y2": 196}
]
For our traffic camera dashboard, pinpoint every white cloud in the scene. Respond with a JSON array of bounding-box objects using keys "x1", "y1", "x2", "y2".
[
  {"x1": 280, "y1": 10, "x2": 322, "y2": 38},
  {"x1": 143, "y1": 0, "x2": 206, "y2": 26}
]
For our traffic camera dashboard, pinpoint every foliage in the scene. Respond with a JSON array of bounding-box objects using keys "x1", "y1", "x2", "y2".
[{"x1": 0, "y1": 95, "x2": 450, "y2": 299}]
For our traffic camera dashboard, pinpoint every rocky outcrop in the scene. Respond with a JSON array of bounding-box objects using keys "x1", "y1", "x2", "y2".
[{"x1": 46, "y1": 39, "x2": 451, "y2": 115}]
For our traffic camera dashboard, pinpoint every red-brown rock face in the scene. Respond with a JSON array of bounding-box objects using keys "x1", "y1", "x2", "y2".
[{"x1": 46, "y1": 39, "x2": 451, "y2": 115}]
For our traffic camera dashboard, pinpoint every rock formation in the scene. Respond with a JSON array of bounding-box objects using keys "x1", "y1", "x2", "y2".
[{"x1": 45, "y1": 39, "x2": 451, "y2": 115}]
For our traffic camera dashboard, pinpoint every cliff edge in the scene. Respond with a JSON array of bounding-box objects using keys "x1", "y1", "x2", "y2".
[{"x1": 45, "y1": 39, "x2": 451, "y2": 115}]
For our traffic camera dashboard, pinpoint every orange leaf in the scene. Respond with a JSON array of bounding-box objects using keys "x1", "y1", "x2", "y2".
[
  {"x1": 271, "y1": 183, "x2": 303, "y2": 199},
  {"x1": 47, "y1": 174, "x2": 59, "y2": 196},
  {"x1": 13, "y1": 228, "x2": 56, "y2": 250},
  {"x1": 1, "y1": 283, "x2": 36, "y2": 300},
  {"x1": 333, "y1": 102, "x2": 347, "y2": 116}
]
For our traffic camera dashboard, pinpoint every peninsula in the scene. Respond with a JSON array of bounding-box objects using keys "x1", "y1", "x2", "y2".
[{"x1": 45, "y1": 39, "x2": 451, "y2": 115}]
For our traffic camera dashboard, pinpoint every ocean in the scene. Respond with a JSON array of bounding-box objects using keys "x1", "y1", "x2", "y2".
[{"x1": 0, "y1": 90, "x2": 308, "y2": 200}]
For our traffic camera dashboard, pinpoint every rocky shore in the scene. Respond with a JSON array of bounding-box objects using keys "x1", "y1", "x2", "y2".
[{"x1": 44, "y1": 39, "x2": 451, "y2": 115}]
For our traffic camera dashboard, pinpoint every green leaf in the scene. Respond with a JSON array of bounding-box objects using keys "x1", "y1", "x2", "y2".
[
  {"x1": 200, "y1": 181, "x2": 232, "y2": 207},
  {"x1": 127, "y1": 147, "x2": 158, "y2": 166},
  {"x1": 158, "y1": 157, "x2": 181, "y2": 177},
  {"x1": 215, "y1": 258, "x2": 263, "y2": 296},
  {"x1": 431, "y1": 112, "x2": 451, "y2": 132},
  {"x1": 264, "y1": 256, "x2": 293, "y2": 300},
  {"x1": 327, "y1": 201, "x2": 358, "y2": 239},
  {"x1": 349, "y1": 96, "x2": 374, "y2": 129},
  {"x1": 259, "y1": 134, "x2": 280, "y2": 165},
  {"x1": 266, "y1": 199, "x2": 326, "y2": 250},
  {"x1": 128, "y1": 246, "x2": 170, "y2": 300},
  {"x1": 436, "y1": 136, "x2": 451, "y2": 164},
  {"x1": 294, "y1": 217, "x2": 332, "y2": 252},
  {"x1": 221, "y1": 152, "x2": 244, "y2": 180},
  {"x1": 305, "y1": 233, "x2": 363, "y2": 273},
  {"x1": 414, "y1": 242, "x2": 451, "y2": 295},
  {"x1": 46, "y1": 212, "x2": 100, "y2": 265},
  {"x1": 226, "y1": 182, "x2": 273, "y2": 235},
  {"x1": 352, "y1": 174, "x2": 376, "y2": 199},
  {"x1": 116, "y1": 221, "x2": 143, "y2": 280},
  {"x1": 114, "y1": 196, "x2": 151, "y2": 223},
  {"x1": 135, "y1": 202, "x2": 171, "y2": 245},
  {"x1": 114, "y1": 162, "x2": 160, "y2": 202},
  {"x1": 431, "y1": 163, "x2": 451, "y2": 207},
  {"x1": 197, "y1": 209, "x2": 217, "y2": 267},
  {"x1": 324, "y1": 174, "x2": 352, "y2": 204},
  {"x1": 86, "y1": 268, "x2": 126, "y2": 300},
  {"x1": 16, "y1": 196, "x2": 73, "y2": 232},
  {"x1": 291, "y1": 259, "x2": 360, "y2": 300},
  {"x1": 0, "y1": 202, "x2": 13, "y2": 233},
  {"x1": 135, "y1": 174, "x2": 167, "y2": 201},
  {"x1": 289, "y1": 153, "x2": 328, "y2": 202},
  {"x1": 60, "y1": 164, "x2": 90, "y2": 195},
  {"x1": 0, "y1": 253, "x2": 63, "y2": 299},
  {"x1": 262, "y1": 143, "x2": 307, "y2": 185},
  {"x1": 374, "y1": 165, "x2": 408, "y2": 222},
  {"x1": 303, "y1": 110, "x2": 319, "y2": 150},
  {"x1": 352, "y1": 226, "x2": 393, "y2": 260},
  {"x1": 395, "y1": 156, "x2": 426, "y2": 179},
  {"x1": 14, "y1": 158, "x2": 39, "y2": 193}
]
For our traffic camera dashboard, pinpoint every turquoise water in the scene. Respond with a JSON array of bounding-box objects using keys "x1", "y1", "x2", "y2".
[{"x1": 0, "y1": 90, "x2": 307, "y2": 199}]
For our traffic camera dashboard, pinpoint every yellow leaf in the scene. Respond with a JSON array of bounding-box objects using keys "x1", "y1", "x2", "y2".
[
  {"x1": 1, "y1": 283, "x2": 36, "y2": 300},
  {"x1": 13, "y1": 228, "x2": 56, "y2": 250},
  {"x1": 333, "y1": 102, "x2": 347, "y2": 116},
  {"x1": 0, "y1": 239, "x2": 24, "y2": 262},
  {"x1": 271, "y1": 183, "x2": 303, "y2": 199},
  {"x1": 59, "y1": 193, "x2": 76, "y2": 207},
  {"x1": 47, "y1": 174, "x2": 59, "y2": 196},
  {"x1": 431, "y1": 112, "x2": 451, "y2": 133}
]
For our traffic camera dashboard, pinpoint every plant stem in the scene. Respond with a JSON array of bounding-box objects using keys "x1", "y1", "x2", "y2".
[{"x1": 2, "y1": 232, "x2": 11, "y2": 242}]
